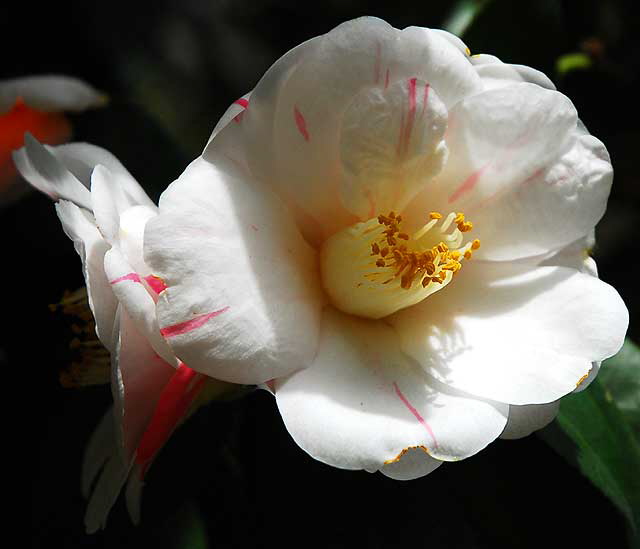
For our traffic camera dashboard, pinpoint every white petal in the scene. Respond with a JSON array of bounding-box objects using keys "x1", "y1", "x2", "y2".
[
  {"x1": 468, "y1": 132, "x2": 612, "y2": 261},
  {"x1": 84, "y1": 454, "x2": 129, "y2": 534},
  {"x1": 81, "y1": 408, "x2": 117, "y2": 499},
  {"x1": 0, "y1": 75, "x2": 106, "y2": 114},
  {"x1": 473, "y1": 56, "x2": 557, "y2": 91},
  {"x1": 275, "y1": 309, "x2": 508, "y2": 471},
  {"x1": 145, "y1": 156, "x2": 323, "y2": 384},
  {"x1": 380, "y1": 447, "x2": 443, "y2": 480},
  {"x1": 206, "y1": 17, "x2": 481, "y2": 242},
  {"x1": 339, "y1": 77, "x2": 448, "y2": 218},
  {"x1": 390, "y1": 261, "x2": 629, "y2": 405},
  {"x1": 90, "y1": 165, "x2": 134, "y2": 245},
  {"x1": 105, "y1": 246, "x2": 177, "y2": 366},
  {"x1": 55, "y1": 200, "x2": 117, "y2": 351},
  {"x1": 13, "y1": 133, "x2": 92, "y2": 208},
  {"x1": 55, "y1": 142, "x2": 155, "y2": 209},
  {"x1": 500, "y1": 401, "x2": 560, "y2": 439},
  {"x1": 412, "y1": 83, "x2": 577, "y2": 223}
]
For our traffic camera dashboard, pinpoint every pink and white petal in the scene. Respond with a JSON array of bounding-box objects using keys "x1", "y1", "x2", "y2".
[
  {"x1": 275, "y1": 309, "x2": 508, "y2": 471},
  {"x1": 390, "y1": 262, "x2": 628, "y2": 405},
  {"x1": 415, "y1": 83, "x2": 577, "y2": 222},
  {"x1": 500, "y1": 401, "x2": 560, "y2": 439},
  {"x1": 13, "y1": 133, "x2": 92, "y2": 208},
  {"x1": 468, "y1": 132, "x2": 612, "y2": 261},
  {"x1": 207, "y1": 18, "x2": 481, "y2": 242},
  {"x1": 54, "y1": 142, "x2": 155, "y2": 209},
  {"x1": 0, "y1": 75, "x2": 106, "y2": 114},
  {"x1": 55, "y1": 200, "x2": 117, "y2": 351},
  {"x1": 380, "y1": 447, "x2": 443, "y2": 480},
  {"x1": 105, "y1": 246, "x2": 177, "y2": 366},
  {"x1": 112, "y1": 307, "x2": 176, "y2": 461},
  {"x1": 145, "y1": 156, "x2": 323, "y2": 384},
  {"x1": 206, "y1": 92, "x2": 252, "y2": 147},
  {"x1": 339, "y1": 77, "x2": 448, "y2": 218}
]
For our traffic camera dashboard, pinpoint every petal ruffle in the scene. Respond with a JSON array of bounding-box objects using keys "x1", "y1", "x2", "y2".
[
  {"x1": 500, "y1": 401, "x2": 560, "y2": 439},
  {"x1": 390, "y1": 261, "x2": 628, "y2": 405},
  {"x1": 144, "y1": 156, "x2": 323, "y2": 384},
  {"x1": 55, "y1": 200, "x2": 117, "y2": 350},
  {"x1": 275, "y1": 309, "x2": 508, "y2": 471}
]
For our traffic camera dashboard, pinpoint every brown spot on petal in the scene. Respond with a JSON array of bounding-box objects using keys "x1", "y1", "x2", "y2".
[{"x1": 383, "y1": 445, "x2": 431, "y2": 465}]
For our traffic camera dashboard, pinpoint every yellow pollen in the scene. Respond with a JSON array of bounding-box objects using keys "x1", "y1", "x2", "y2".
[{"x1": 320, "y1": 209, "x2": 480, "y2": 319}]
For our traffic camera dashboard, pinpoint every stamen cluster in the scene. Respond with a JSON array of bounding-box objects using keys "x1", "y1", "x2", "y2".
[{"x1": 371, "y1": 211, "x2": 480, "y2": 289}]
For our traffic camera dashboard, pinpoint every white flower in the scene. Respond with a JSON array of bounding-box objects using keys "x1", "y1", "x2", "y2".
[
  {"x1": 1, "y1": 75, "x2": 106, "y2": 204},
  {"x1": 14, "y1": 135, "x2": 212, "y2": 531},
  {"x1": 145, "y1": 17, "x2": 628, "y2": 480}
]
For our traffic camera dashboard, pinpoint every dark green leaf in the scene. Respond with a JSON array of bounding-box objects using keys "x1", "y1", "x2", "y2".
[
  {"x1": 599, "y1": 339, "x2": 640, "y2": 441},
  {"x1": 542, "y1": 369, "x2": 640, "y2": 547}
]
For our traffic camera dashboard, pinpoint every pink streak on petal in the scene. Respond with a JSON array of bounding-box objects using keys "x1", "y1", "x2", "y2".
[
  {"x1": 135, "y1": 362, "x2": 206, "y2": 477},
  {"x1": 250, "y1": 224, "x2": 259, "y2": 232},
  {"x1": 384, "y1": 69, "x2": 390, "y2": 90},
  {"x1": 448, "y1": 165, "x2": 488, "y2": 204},
  {"x1": 233, "y1": 98, "x2": 249, "y2": 123},
  {"x1": 402, "y1": 77, "x2": 418, "y2": 156},
  {"x1": 421, "y1": 83, "x2": 430, "y2": 116},
  {"x1": 393, "y1": 381, "x2": 438, "y2": 449},
  {"x1": 293, "y1": 106, "x2": 310, "y2": 142},
  {"x1": 143, "y1": 275, "x2": 167, "y2": 294},
  {"x1": 160, "y1": 307, "x2": 230, "y2": 338},
  {"x1": 110, "y1": 272, "x2": 141, "y2": 285}
]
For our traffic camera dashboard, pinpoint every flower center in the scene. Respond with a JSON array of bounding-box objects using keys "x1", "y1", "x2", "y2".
[{"x1": 320, "y1": 211, "x2": 479, "y2": 319}]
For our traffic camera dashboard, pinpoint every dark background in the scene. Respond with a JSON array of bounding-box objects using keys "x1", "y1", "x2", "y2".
[{"x1": 2, "y1": 0, "x2": 638, "y2": 547}]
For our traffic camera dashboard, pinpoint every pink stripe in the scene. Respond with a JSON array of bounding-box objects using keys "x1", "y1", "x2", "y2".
[
  {"x1": 234, "y1": 98, "x2": 249, "y2": 108},
  {"x1": 143, "y1": 275, "x2": 167, "y2": 294},
  {"x1": 403, "y1": 77, "x2": 418, "y2": 155},
  {"x1": 160, "y1": 307, "x2": 230, "y2": 338},
  {"x1": 393, "y1": 382, "x2": 438, "y2": 448},
  {"x1": 448, "y1": 166, "x2": 487, "y2": 204},
  {"x1": 421, "y1": 83, "x2": 430, "y2": 115},
  {"x1": 110, "y1": 272, "x2": 141, "y2": 285},
  {"x1": 384, "y1": 69, "x2": 390, "y2": 90},
  {"x1": 135, "y1": 362, "x2": 206, "y2": 477},
  {"x1": 293, "y1": 106, "x2": 310, "y2": 141}
]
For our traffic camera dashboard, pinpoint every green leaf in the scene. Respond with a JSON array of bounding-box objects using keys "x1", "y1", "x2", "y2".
[
  {"x1": 599, "y1": 339, "x2": 640, "y2": 440},
  {"x1": 542, "y1": 367, "x2": 640, "y2": 546},
  {"x1": 556, "y1": 53, "x2": 592, "y2": 75},
  {"x1": 164, "y1": 500, "x2": 209, "y2": 549}
]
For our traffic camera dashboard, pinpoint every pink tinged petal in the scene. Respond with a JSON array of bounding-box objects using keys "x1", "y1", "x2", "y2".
[
  {"x1": 207, "y1": 92, "x2": 252, "y2": 146},
  {"x1": 500, "y1": 401, "x2": 560, "y2": 439},
  {"x1": 448, "y1": 164, "x2": 487, "y2": 204},
  {"x1": 275, "y1": 309, "x2": 508, "y2": 472},
  {"x1": 390, "y1": 261, "x2": 629, "y2": 405},
  {"x1": 104, "y1": 247, "x2": 178, "y2": 366},
  {"x1": 339, "y1": 78, "x2": 448, "y2": 219},
  {"x1": 143, "y1": 274, "x2": 167, "y2": 294},
  {"x1": 55, "y1": 200, "x2": 117, "y2": 351},
  {"x1": 415, "y1": 83, "x2": 576, "y2": 220},
  {"x1": 293, "y1": 105, "x2": 310, "y2": 141},
  {"x1": 159, "y1": 307, "x2": 230, "y2": 338},
  {"x1": 134, "y1": 363, "x2": 206, "y2": 477},
  {"x1": 469, "y1": 132, "x2": 613, "y2": 261},
  {"x1": 145, "y1": 156, "x2": 323, "y2": 384},
  {"x1": 112, "y1": 307, "x2": 175, "y2": 462}
]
